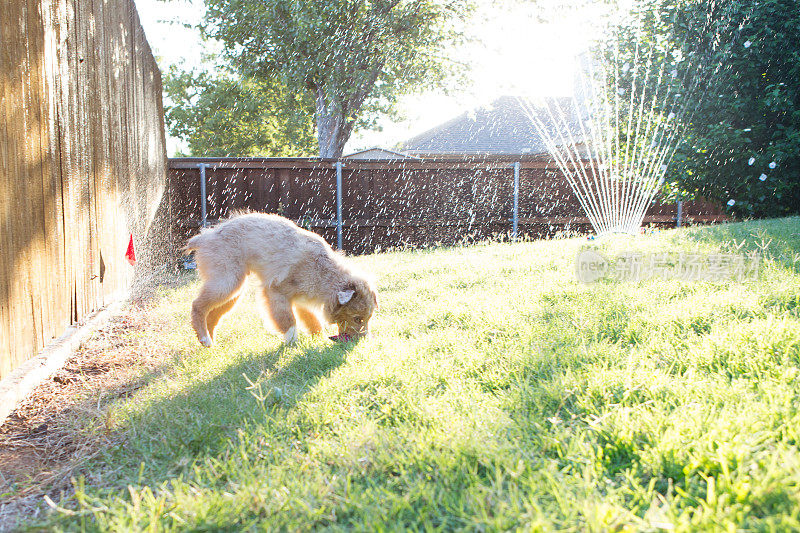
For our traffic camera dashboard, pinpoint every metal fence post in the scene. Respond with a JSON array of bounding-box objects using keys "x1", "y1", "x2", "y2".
[
  {"x1": 512, "y1": 162, "x2": 520, "y2": 241},
  {"x1": 336, "y1": 161, "x2": 343, "y2": 250},
  {"x1": 676, "y1": 200, "x2": 683, "y2": 227},
  {"x1": 198, "y1": 163, "x2": 208, "y2": 228}
]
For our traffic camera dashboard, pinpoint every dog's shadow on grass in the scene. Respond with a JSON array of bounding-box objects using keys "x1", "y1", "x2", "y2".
[{"x1": 107, "y1": 338, "x2": 359, "y2": 481}]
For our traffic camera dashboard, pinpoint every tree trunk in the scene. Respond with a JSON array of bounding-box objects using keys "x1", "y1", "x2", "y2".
[{"x1": 315, "y1": 89, "x2": 354, "y2": 158}]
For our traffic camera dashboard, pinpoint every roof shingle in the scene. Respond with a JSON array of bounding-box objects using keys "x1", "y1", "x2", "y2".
[{"x1": 400, "y1": 96, "x2": 585, "y2": 157}]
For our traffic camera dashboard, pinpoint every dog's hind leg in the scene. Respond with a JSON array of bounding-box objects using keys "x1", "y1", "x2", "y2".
[
  {"x1": 294, "y1": 305, "x2": 323, "y2": 335},
  {"x1": 192, "y1": 273, "x2": 245, "y2": 347},
  {"x1": 207, "y1": 292, "x2": 242, "y2": 342},
  {"x1": 261, "y1": 288, "x2": 298, "y2": 344}
]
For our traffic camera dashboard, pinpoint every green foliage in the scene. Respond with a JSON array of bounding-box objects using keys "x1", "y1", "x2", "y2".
[
  {"x1": 163, "y1": 66, "x2": 317, "y2": 157},
  {"x1": 671, "y1": 0, "x2": 800, "y2": 218},
  {"x1": 24, "y1": 217, "x2": 800, "y2": 531},
  {"x1": 614, "y1": 0, "x2": 800, "y2": 217},
  {"x1": 202, "y1": 0, "x2": 471, "y2": 156}
]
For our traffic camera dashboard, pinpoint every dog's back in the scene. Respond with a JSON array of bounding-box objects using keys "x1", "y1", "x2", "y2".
[{"x1": 186, "y1": 213, "x2": 331, "y2": 287}]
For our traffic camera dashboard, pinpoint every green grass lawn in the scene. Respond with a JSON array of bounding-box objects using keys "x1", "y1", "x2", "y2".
[{"x1": 36, "y1": 217, "x2": 800, "y2": 531}]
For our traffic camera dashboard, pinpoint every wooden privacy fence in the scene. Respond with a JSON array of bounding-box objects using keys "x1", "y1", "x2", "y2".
[
  {"x1": 0, "y1": 0, "x2": 168, "y2": 380},
  {"x1": 169, "y1": 157, "x2": 726, "y2": 254}
]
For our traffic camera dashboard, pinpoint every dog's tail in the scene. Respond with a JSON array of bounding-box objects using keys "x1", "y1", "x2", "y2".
[{"x1": 182, "y1": 232, "x2": 208, "y2": 255}]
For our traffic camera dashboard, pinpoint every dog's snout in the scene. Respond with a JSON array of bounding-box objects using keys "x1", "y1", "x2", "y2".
[{"x1": 338, "y1": 318, "x2": 369, "y2": 338}]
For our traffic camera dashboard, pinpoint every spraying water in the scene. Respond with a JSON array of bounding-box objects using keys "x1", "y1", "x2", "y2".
[{"x1": 520, "y1": 0, "x2": 753, "y2": 236}]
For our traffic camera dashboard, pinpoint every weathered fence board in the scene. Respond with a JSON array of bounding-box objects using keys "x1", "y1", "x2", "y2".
[
  {"x1": 169, "y1": 158, "x2": 726, "y2": 255},
  {"x1": 0, "y1": 0, "x2": 168, "y2": 380}
]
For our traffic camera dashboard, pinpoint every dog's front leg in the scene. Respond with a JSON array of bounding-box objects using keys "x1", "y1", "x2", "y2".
[{"x1": 262, "y1": 288, "x2": 298, "y2": 344}]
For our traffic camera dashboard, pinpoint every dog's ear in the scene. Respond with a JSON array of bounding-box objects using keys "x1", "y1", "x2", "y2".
[{"x1": 337, "y1": 289, "x2": 355, "y2": 305}]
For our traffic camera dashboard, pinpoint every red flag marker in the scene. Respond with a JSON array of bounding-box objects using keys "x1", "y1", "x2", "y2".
[{"x1": 125, "y1": 234, "x2": 136, "y2": 266}]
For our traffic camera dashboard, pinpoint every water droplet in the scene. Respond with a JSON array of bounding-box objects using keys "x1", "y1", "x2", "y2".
[
  {"x1": 759, "y1": 174, "x2": 767, "y2": 181},
  {"x1": 622, "y1": 63, "x2": 630, "y2": 73},
  {"x1": 748, "y1": 157, "x2": 755, "y2": 166},
  {"x1": 617, "y1": 88, "x2": 625, "y2": 95},
  {"x1": 744, "y1": 40, "x2": 752, "y2": 48},
  {"x1": 743, "y1": 128, "x2": 752, "y2": 132},
  {"x1": 671, "y1": 69, "x2": 678, "y2": 78},
  {"x1": 769, "y1": 161, "x2": 776, "y2": 169},
  {"x1": 727, "y1": 199, "x2": 736, "y2": 206},
  {"x1": 667, "y1": 112, "x2": 676, "y2": 120}
]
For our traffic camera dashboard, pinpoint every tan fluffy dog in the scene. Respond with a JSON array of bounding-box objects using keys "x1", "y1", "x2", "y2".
[{"x1": 185, "y1": 213, "x2": 377, "y2": 347}]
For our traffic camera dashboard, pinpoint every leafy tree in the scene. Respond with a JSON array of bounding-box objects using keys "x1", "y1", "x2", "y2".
[
  {"x1": 163, "y1": 66, "x2": 318, "y2": 157},
  {"x1": 611, "y1": 0, "x2": 800, "y2": 217},
  {"x1": 202, "y1": 0, "x2": 471, "y2": 158},
  {"x1": 669, "y1": 0, "x2": 800, "y2": 218}
]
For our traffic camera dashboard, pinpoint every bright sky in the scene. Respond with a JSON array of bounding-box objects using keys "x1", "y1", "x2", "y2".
[{"x1": 134, "y1": 0, "x2": 604, "y2": 155}]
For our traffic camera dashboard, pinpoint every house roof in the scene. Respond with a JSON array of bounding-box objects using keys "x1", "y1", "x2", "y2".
[
  {"x1": 343, "y1": 148, "x2": 419, "y2": 160},
  {"x1": 399, "y1": 96, "x2": 586, "y2": 157}
]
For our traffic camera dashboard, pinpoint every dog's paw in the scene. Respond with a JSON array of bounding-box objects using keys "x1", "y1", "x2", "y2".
[
  {"x1": 198, "y1": 335, "x2": 214, "y2": 347},
  {"x1": 283, "y1": 326, "x2": 298, "y2": 345}
]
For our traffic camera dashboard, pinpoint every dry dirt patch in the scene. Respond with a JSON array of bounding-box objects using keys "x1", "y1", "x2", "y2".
[{"x1": 0, "y1": 301, "x2": 175, "y2": 529}]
